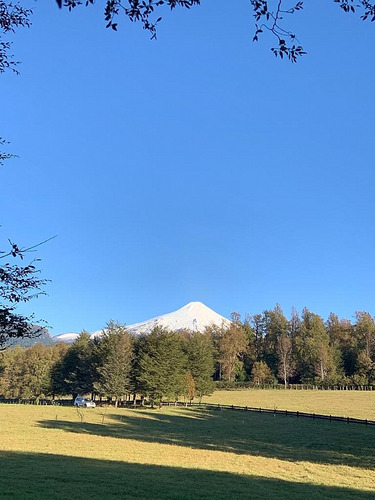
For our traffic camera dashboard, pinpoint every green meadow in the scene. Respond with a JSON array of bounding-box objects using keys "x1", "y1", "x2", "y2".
[
  {"x1": 203, "y1": 388, "x2": 375, "y2": 420},
  {"x1": 1, "y1": 398, "x2": 374, "y2": 499}
]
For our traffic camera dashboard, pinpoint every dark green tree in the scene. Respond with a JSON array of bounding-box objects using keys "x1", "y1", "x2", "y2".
[
  {"x1": 241, "y1": 315, "x2": 257, "y2": 381},
  {"x1": 249, "y1": 313, "x2": 266, "y2": 362},
  {"x1": 353, "y1": 312, "x2": 375, "y2": 384},
  {"x1": 94, "y1": 321, "x2": 134, "y2": 406},
  {"x1": 51, "y1": 331, "x2": 95, "y2": 399},
  {"x1": 354, "y1": 312, "x2": 375, "y2": 360},
  {"x1": 263, "y1": 304, "x2": 289, "y2": 375},
  {"x1": 136, "y1": 327, "x2": 187, "y2": 405},
  {"x1": 326, "y1": 313, "x2": 354, "y2": 380},
  {"x1": 184, "y1": 331, "x2": 215, "y2": 400},
  {"x1": 295, "y1": 308, "x2": 338, "y2": 384}
]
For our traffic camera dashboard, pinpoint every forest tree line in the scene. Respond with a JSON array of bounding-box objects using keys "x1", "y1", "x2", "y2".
[
  {"x1": 0, "y1": 322, "x2": 215, "y2": 405},
  {"x1": 0, "y1": 305, "x2": 374, "y2": 403}
]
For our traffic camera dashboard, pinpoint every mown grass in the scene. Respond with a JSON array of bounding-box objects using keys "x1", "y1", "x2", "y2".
[
  {"x1": 0, "y1": 404, "x2": 374, "y2": 499},
  {"x1": 203, "y1": 389, "x2": 375, "y2": 420}
]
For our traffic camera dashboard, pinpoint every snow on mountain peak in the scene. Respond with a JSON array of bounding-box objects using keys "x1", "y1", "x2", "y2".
[
  {"x1": 53, "y1": 301, "x2": 230, "y2": 343},
  {"x1": 53, "y1": 332, "x2": 81, "y2": 343},
  {"x1": 126, "y1": 301, "x2": 230, "y2": 335}
]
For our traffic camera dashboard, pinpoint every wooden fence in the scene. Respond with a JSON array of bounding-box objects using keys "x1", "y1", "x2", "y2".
[
  {"x1": 214, "y1": 382, "x2": 375, "y2": 391},
  {"x1": 168, "y1": 401, "x2": 375, "y2": 427},
  {"x1": 1, "y1": 398, "x2": 374, "y2": 427}
]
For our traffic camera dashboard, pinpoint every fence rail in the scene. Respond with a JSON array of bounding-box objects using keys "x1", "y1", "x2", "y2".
[
  {"x1": 214, "y1": 382, "x2": 375, "y2": 391},
  {"x1": 1, "y1": 398, "x2": 374, "y2": 427},
  {"x1": 168, "y1": 401, "x2": 375, "y2": 426}
]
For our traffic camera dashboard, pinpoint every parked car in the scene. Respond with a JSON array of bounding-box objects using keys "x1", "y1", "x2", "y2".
[{"x1": 74, "y1": 397, "x2": 96, "y2": 408}]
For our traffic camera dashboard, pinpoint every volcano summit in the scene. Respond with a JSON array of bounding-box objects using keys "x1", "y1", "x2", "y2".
[{"x1": 53, "y1": 301, "x2": 230, "y2": 343}]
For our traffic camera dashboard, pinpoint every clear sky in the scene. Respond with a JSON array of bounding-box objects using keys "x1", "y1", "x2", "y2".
[{"x1": 1, "y1": 0, "x2": 375, "y2": 335}]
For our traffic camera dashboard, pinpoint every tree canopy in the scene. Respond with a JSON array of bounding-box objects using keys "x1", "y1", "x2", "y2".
[
  {"x1": 0, "y1": 0, "x2": 375, "y2": 73},
  {"x1": 59, "y1": 0, "x2": 375, "y2": 62},
  {"x1": 0, "y1": 237, "x2": 50, "y2": 350},
  {"x1": 0, "y1": 1, "x2": 31, "y2": 73}
]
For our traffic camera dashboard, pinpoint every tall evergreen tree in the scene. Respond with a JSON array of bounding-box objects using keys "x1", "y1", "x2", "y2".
[
  {"x1": 263, "y1": 304, "x2": 289, "y2": 375},
  {"x1": 94, "y1": 321, "x2": 134, "y2": 406},
  {"x1": 289, "y1": 307, "x2": 301, "y2": 357},
  {"x1": 241, "y1": 315, "x2": 257, "y2": 380},
  {"x1": 355, "y1": 312, "x2": 375, "y2": 360},
  {"x1": 295, "y1": 309, "x2": 338, "y2": 384},
  {"x1": 136, "y1": 327, "x2": 187, "y2": 405},
  {"x1": 184, "y1": 331, "x2": 215, "y2": 400},
  {"x1": 51, "y1": 331, "x2": 95, "y2": 399},
  {"x1": 249, "y1": 313, "x2": 266, "y2": 361},
  {"x1": 353, "y1": 312, "x2": 375, "y2": 384}
]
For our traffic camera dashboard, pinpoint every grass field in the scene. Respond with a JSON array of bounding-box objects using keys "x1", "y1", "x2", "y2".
[
  {"x1": 203, "y1": 389, "x2": 375, "y2": 420},
  {"x1": 1, "y1": 402, "x2": 374, "y2": 499}
]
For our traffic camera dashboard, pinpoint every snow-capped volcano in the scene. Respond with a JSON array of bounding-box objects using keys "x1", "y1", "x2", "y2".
[
  {"x1": 53, "y1": 301, "x2": 229, "y2": 343},
  {"x1": 126, "y1": 301, "x2": 230, "y2": 335}
]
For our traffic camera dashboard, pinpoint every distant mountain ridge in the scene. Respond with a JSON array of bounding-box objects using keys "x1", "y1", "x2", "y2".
[
  {"x1": 53, "y1": 301, "x2": 230, "y2": 344},
  {"x1": 4, "y1": 326, "x2": 54, "y2": 349}
]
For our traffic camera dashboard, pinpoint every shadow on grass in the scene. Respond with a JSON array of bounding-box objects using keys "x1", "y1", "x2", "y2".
[
  {"x1": 1, "y1": 450, "x2": 373, "y2": 500},
  {"x1": 38, "y1": 408, "x2": 375, "y2": 470}
]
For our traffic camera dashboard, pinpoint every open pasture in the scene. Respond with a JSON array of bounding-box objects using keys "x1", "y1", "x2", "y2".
[
  {"x1": 0, "y1": 403, "x2": 374, "y2": 499},
  {"x1": 203, "y1": 389, "x2": 375, "y2": 421}
]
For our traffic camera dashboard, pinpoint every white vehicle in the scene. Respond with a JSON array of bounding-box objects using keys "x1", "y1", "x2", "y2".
[{"x1": 74, "y1": 397, "x2": 96, "y2": 408}]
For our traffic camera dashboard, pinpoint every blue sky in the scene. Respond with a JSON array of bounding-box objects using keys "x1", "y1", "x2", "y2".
[{"x1": 1, "y1": 0, "x2": 375, "y2": 334}]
